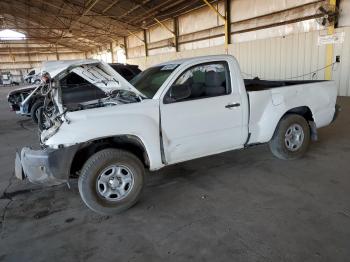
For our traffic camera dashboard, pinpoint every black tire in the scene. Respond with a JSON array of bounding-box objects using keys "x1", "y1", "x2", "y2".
[
  {"x1": 30, "y1": 100, "x2": 44, "y2": 124},
  {"x1": 269, "y1": 114, "x2": 311, "y2": 160},
  {"x1": 78, "y1": 149, "x2": 145, "y2": 215}
]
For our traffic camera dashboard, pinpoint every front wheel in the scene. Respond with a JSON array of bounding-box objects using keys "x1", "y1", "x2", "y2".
[
  {"x1": 269, "y1": 114, "x2": 311, "y2": 160},
  {"x1": 78, "y1": 149, "x2": 145, "y2": 214}
]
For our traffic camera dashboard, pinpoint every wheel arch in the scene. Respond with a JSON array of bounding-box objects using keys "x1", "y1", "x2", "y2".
[
  {"x1": 272, "y1": 106, "x2": 316, "y2": 141},
  {"x1": 283, "y1": 106, "x2": 314, "y2": 122},
  {"x1": 70, "y1": 135, "x2": 150, "y2": 177}
]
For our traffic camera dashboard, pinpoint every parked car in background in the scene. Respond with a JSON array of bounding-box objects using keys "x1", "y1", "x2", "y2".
[
  {"x1": 29, "y1": 73, "x2": 42, "y2": 84},
  {"x1": 7, "y1": 62, "x2": 141, "y2": 123},
  {"x1": 1, "y1": 71, "x2": 13, "y2": 85},
  {"x1": 24, "y1": 68, "x2": 41, "y2": 84},
  {"x1": 109, "y1": 63, "x2": 141, "y2": 81},
  {"x1": 7, "y1": 83, "x2": 43, "y2": 123},
  {"x1": 15, "y1": 55, "x2": 339, "y2": 214}
]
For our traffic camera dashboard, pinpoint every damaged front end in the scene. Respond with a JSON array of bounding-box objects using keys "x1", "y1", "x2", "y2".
[
  {"x1": 15, "y1": 75, "x2": 71, "y2": 185},
  {"x1": 16, "y1": 60, "x2": 146, "y2": 186}
]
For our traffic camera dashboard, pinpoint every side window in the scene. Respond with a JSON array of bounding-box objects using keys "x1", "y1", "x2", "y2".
[{"x1": 164, "y1": 62, "x2": 230, "y2": 104}]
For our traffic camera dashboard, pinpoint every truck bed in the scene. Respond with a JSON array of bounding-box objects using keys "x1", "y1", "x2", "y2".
[
  {"x1": 245, "y1": 79, "x2": 337, "y2": 145},
  {"x1": 244, "y1": 79, "x2": 326, "y2": 92}
]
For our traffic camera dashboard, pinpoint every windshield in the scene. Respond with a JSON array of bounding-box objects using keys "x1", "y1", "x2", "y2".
[{"x1": 130, "y1": 64, "x2": 178, "y2": 98}]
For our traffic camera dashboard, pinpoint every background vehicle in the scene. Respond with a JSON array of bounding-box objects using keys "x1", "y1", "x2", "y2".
[
  {"x1": 109, "y1": 63, "x2": 141, "y2": 81},
  {"x1": 1, "y1": 71, "x2": 13, "y2": 85},
  {"x1": 16, "y1": 55, "x2": 338, "y2": 214},
  {"x1": 24, "y1": 68, "x2": 41, "y2": 84},
  {"x1": 7, "y1": 83, "x2": 43, "y2": 123},
  {"x1": 7, "y1": 62, "x2": 141, "y2": 123}
]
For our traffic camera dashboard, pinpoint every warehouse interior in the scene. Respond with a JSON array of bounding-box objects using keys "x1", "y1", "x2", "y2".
[
  {"x1": 0, "y1": 0, "x2": 349, "y2": 94},
  {"x1": 0, "y1": 0, "x2": 350, "y2": 261}
]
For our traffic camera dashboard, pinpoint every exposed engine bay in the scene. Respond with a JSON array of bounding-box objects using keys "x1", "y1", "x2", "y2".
[{"x1": 37, "y1": 61, "x2": 145, "y2": 145}]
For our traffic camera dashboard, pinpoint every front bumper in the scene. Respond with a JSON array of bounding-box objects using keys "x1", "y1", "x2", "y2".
[{"x1": 15, "y1": 145, "x2": 80, "y2": 186}]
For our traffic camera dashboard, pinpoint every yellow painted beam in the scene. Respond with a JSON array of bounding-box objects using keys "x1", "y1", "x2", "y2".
[
  {"x1": 202, "y1": 0, "x2": 228, "y2": 52},
  {"x1": 202, "y1": 0, "x2": 225, "y2": 21},
  {"x1": 154, "y1": 18, "x2": 175, "y2": 36},
  {"x1": 325, "y1": 0, "x2": 336, "y2": 80},
  {"x1": 127, "y1": 30, "x2": 145, "y2": 44}
]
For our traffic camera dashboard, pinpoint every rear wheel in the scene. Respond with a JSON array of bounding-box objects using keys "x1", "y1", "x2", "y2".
[
  {"x1": 30, "y1": 100, "x2": 44, "y2": 124},
  {"x1": 78, "y1": 149, "x2": 144, "y2": 214},
  {"x1": 269, "y1": 114, "x2": 311, "y2": 160}
]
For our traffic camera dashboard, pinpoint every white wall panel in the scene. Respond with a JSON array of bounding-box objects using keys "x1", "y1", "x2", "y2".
[
  {"x1": 231, "y1": 0, "x2": 320, "y2": 22},
  {"x1": 148, "y1": 20, "x2": 174, "y2": 43},
  {"x1": 148, "y1": 46, "x2": 176, "y2": 56},
  {"x1": 178, "y1": 2, "x2": 222, "y2": 35},
  {"x1": 126, "y1": 31, "x2": 146, "y2": 59},
  {"x1": 339, "y1": 0, "x2": 350, "y2": 27},
  {"x1": 128, "y1": 27, "x2": 350, "y2": 96},
  {"x1": 334, "y1": 27, "x2": 350, "y2": 96}
]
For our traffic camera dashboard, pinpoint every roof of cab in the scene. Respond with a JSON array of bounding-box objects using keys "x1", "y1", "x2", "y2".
[{"x1": 155, "y1": 55, "x2": 234, "y2": 67}]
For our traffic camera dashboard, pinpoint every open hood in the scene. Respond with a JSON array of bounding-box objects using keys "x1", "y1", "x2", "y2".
[
  {"x1": 42, "y1": 59, "x2": 144, "y2": 97},
  {"x1": 40, "y1": 60, "x2": 145, "y2": 142}
]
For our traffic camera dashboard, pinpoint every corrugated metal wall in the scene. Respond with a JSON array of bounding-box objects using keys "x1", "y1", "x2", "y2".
[
  {"x1": 339, "y1": 0, "x2": 350, "y2": 27},
  {"x1": 332, "y1": 27, "x2": 350, "y2": 96},
  {"x1": 128, "y1": 27, "x2": 350, "y2": 96},
  {"x1": 125, "y1": 0, "x2": 350, "y2": 96},
  {"x1": 232, "y1": 27, "x2": 350, "y2": 96},
  {"x1": 126, "y1": 0, "x2": 324, "y2": 59}
]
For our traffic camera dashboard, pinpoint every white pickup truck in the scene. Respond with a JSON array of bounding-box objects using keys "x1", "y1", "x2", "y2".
[{"x1": 15, "y1": 55, "x2": 339, "y2": 214}]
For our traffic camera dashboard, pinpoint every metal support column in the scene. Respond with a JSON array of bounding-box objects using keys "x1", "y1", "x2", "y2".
[
  {"x1": 123, "y1": 36, "x2": 128, "y2": 60},
  {"x1": 55, "y1": 44, "x2": 59, "y2": 60},
  {"x1": 110, "y1": 42, "x2": 116, "y2": 62},
  {"x1": 174, "y1": 17, "x2": 179, "y2": 52},
  {"x1": 202, "y1": 0, "x2": 228, "y2": 52},
  {"x1": 225, "y1": 0, "x2": 231, "y2": 45},
  {"x1": 143, "y1": 29, "x2": 148, "y2": 57}
]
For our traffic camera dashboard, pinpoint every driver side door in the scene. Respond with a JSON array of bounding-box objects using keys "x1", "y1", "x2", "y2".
[{"x1": 160, "y1": 61, "x2": 246, "y2": 164}]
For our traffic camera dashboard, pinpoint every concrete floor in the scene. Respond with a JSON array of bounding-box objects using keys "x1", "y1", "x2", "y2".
[{"x1": 0, "y1": 85, "x2": 349, "y2": 262}]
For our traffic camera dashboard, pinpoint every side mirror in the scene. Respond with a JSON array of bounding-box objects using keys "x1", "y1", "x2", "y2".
[{"x1": 168, "y1": 84, "x2": 191, "y2": 102}]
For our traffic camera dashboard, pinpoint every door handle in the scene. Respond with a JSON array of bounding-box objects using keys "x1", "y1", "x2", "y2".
[{"x1": 225, "y1": 103, "x2": 240, "y2": 109}]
